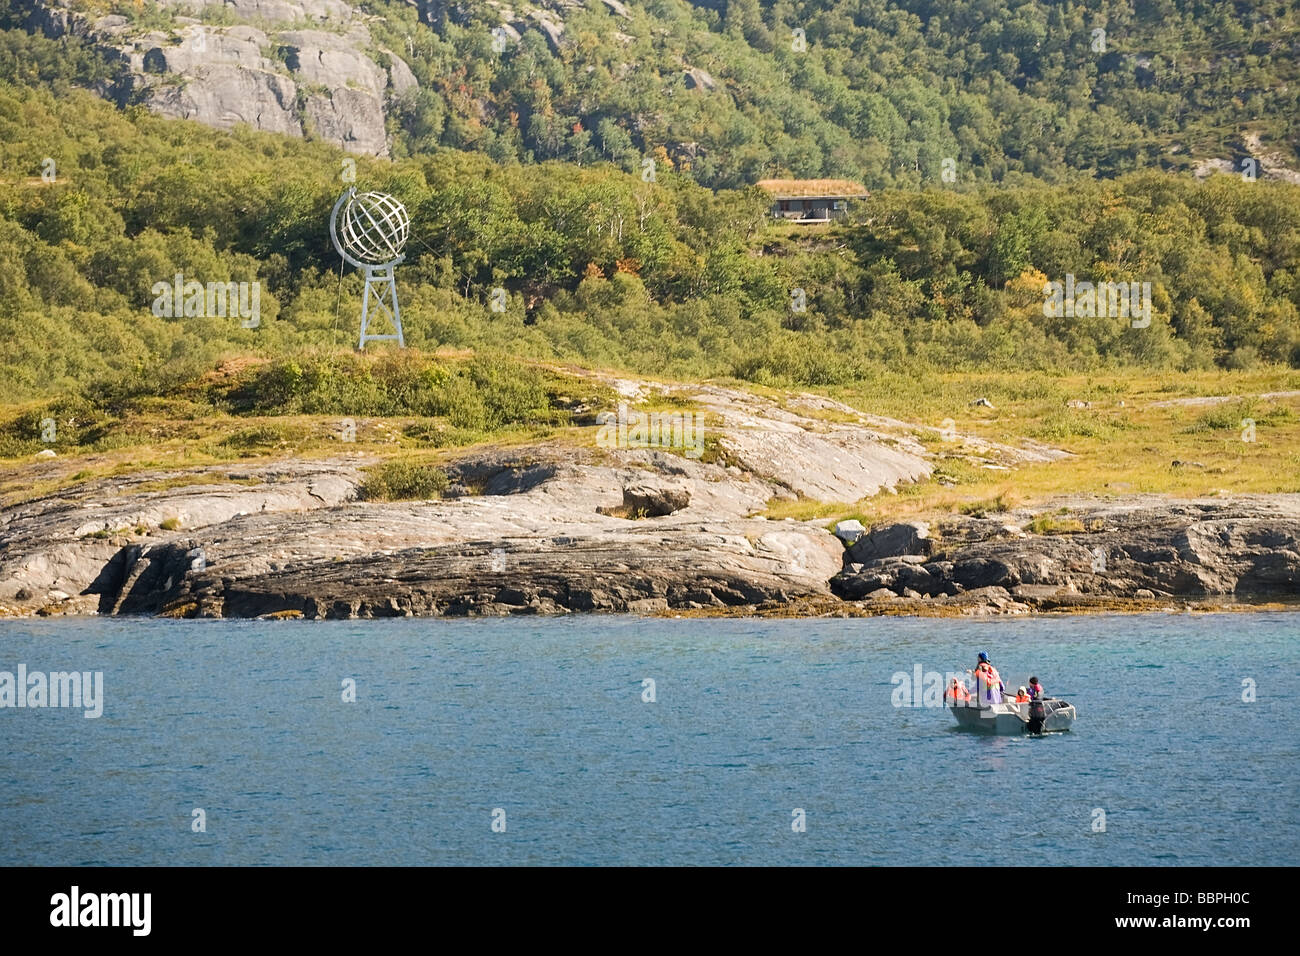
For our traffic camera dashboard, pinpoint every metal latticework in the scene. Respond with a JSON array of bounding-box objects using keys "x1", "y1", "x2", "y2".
[
  {"x1": 329, "y1": 188, "x2": 410, "y2": 349},
  {"x1": 339, "y1": 191, "x2": 410, "y2": 266},
  {"x1": 358, "y1": 266, "x2": 403, "y2": 349}
]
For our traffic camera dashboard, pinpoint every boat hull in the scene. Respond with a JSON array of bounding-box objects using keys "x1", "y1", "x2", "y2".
[{"x1": 950, "y1": 699, "x2": 1076, "y2": 734}]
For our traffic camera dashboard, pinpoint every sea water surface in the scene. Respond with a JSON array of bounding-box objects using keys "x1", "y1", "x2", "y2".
[{"x1": 1, "y1": 612, "x2": 1297, "y2": 866}]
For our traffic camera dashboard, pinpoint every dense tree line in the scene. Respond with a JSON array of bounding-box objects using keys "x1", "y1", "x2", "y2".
[
  {"x1": 0, "y1": 44, "x2": 1297, "y2": 401},
  {"x1": 9, "y1": 0, "x2": 1297, "y2": 189},
  {"x1": 363, "y1": 0, "x2": 1299, "y2": 188}
]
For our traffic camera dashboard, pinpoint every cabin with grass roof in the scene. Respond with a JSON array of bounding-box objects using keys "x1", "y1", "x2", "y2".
[{"x1": 757, "y1": 179, "x2": 870, "y2": 223}]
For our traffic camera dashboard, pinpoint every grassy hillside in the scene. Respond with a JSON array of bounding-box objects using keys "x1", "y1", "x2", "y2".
[
  {"x1": 814, "y1": 367, "x2": 1300, "y2": 522},
  {"x1": 3, "y1": 351, "x2": 1297, "y2": 518}
]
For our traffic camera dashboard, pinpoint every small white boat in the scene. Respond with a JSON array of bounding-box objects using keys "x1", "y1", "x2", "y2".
[{"x1": 951, "y1": 697, "x2": 1076, "y2": 735}]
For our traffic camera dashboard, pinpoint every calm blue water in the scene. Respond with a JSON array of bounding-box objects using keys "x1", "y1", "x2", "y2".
[{"x1": 0, "y1": 612, "x2": 1296, "y2": 866}]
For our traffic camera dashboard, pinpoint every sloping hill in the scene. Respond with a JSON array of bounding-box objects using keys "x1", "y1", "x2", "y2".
[{"x1": 9, "y1": 0, "x2": 1300, "y2": 186}]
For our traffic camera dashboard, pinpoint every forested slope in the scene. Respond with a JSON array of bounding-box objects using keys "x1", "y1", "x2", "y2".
[
  {"x1": 7, "y1": 0, "x2": 1299, "y2": 187},
  {"x1": 1, "y1": 72, "x2": 1297, "y2": 402}
]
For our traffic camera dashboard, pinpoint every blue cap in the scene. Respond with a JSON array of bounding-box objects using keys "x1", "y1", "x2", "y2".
[{"x1": 978, "y1": 652, "x2": 989, "y2": 662}]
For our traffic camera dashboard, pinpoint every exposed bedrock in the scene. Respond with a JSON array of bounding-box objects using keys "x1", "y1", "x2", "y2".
[
  {"x1": 2, "y1": 377, "x2": 951, "y2": 618},
  {"x1": 4, "y1": 372, "x2": 1296, "y2": 618},
  {"x1": 831, "y1": 500, "x2": 1300, "y2": 606},
  {"x1": 0, "y1": 439, "x2": 859, "y2": 618},
  {"x1": 21, "y1": 0, "x2": 409, "y2": 156}
]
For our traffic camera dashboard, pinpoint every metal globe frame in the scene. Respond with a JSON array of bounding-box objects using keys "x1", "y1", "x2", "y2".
[{"x1": 329, "y1": 188, "x2": 410, "y2": 349}]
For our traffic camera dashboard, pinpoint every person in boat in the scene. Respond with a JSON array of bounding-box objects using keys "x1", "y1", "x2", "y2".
[
  {"x1": 973, "y1": 652, "x2": 1004, "y2": 705},
  {"x1": 1014, "y1": 686, "x2": 1030, "y2": 703},
  {"x1": 1028, "y1": 677, "x2": 1045, "y2": 700},
  {"x1": 944, "y1": 677, "x2": 971, "y2": 706}
]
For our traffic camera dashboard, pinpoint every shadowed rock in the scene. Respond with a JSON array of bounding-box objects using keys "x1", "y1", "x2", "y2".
[{"x1": 845, "y1": 521, "x2": 931, "y2": 563}]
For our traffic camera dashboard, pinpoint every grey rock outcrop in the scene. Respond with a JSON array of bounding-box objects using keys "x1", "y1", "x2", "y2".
[
  {"x1": 832, "y1": 498, "x2": 1300, "y2": 606},
  {"x1": 20, "y1": 0, "x2": 415, "y2": 157},
  {"x1": 0, "y1": 373, "x2": 944, "y2": 619},
  {"x1": 18, "y1": 0, "x2": 638, "y2": 154},
  {"x1": 0, "y1": 445, "x2": 844, "y2": 618},
  {"x1": 603, "y1": 479, "x2": 691, "y2": 517},
  {"x1": 683, "y1": 67, "x2": 717, "y2": 91}
]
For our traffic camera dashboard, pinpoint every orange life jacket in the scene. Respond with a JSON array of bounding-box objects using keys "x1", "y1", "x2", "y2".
[{"x1": 1015, "y1": 692, "x2": 1030, "y2": 703}]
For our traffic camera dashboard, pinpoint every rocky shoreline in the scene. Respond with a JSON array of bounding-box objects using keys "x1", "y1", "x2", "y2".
[
  {"x1": 828, "y1": 498, "x2": 1300, "y2": 615},
  {"x1": 3, "y1": 461, "x2": 1296, "y2": 620},
  {"x1": 2, "y1": 378, "x2": 1297, "y2": 620}
]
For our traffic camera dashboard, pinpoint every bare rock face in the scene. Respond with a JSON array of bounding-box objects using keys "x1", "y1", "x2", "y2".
[
  {"x1": 279, "y1": 29, "x2": 387, "y2": 93},
  {"x1": 0, "y1": 461, "x2": 362, "y2": 616},
  {"x1": 0, "y1": 371, "x2": 933, "y2": 620},
  {"x1": 186, "y1": 524, "x2": 841, "y2": 619},
  {"x1": 207, "y1": 0, "x2": 357, "y2": 20},
  {"x1": 683, "y1": 67, "x2": 717, "y2": 91},
  {"x1": 385, "y1": 50, "x2": 419, "y2": 97},
  {"x1": 300, "y1": 86, "x2": 389, "y2": 156},
  {"x1": 0, "y1": 443, "x2": 844, "y2": 618},
  {"x1": 142, "y1": 57, "x2": 303, "y2": 142},
  {"x1": 832, "y1": 498, "x2": 1300, "y2": 605},
  {"x1": 593, "y1": 377, "x2": 937, "y2": 502},
  {"x1": 20, "y1": 0, "x2": 414, "y2": 157},
  {"x1": 527, "y1": 10, "x2": 565, "y2": 51}
]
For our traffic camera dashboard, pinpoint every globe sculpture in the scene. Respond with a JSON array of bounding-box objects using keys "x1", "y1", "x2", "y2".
[{"x1": 329, "y1": 188, "x2": 411, "y2": 349}]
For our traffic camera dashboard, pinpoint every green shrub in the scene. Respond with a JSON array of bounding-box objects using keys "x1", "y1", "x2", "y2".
[
  {"x1": 357, "y1": 458, "x2": 449, "y2": 501},
  {"x1": 1028, "y1": 514, "x2": 1086, "y2": 534}
]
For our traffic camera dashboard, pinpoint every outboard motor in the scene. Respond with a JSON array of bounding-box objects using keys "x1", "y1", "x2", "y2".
[{"x1": 1026, "y1": 698, "x2": 1046, "y2": 734}]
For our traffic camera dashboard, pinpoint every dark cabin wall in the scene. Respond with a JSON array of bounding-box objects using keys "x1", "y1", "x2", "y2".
[{"x1": 771, "y1": 197, "x2": 850, "y2": 220}]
